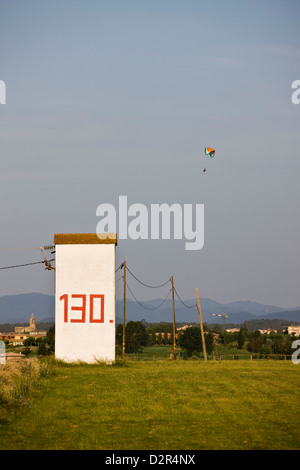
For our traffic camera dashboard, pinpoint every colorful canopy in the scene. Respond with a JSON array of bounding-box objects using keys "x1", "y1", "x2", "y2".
[{"x1": 204, "y1": 147, "x2": 215, "y2": 158}]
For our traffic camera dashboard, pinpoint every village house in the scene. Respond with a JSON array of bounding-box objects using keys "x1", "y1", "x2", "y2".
[
  {"x1": 0, "y1": 313, "x2": 47, "y2": 346},
  {"x1": 257, "y1": 329, "x2": 277, "y2": 335},
  {"x1": 287, "y1": 325, "x2": 300, "y2": 336}
]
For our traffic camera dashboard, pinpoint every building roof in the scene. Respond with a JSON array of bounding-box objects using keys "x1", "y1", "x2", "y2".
[{"x1": 54, "y1": 233, "x2": 117, "y2": 246}]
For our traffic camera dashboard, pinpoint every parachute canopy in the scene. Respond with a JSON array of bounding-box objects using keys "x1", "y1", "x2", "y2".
[{"x1": 204, "y1": 147, "x2": 215, "y2": 158}]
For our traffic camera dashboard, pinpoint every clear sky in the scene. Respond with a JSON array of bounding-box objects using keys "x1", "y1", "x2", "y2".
[{"x1": 0, "y1": 0, "x2": 299, "y2": 308}]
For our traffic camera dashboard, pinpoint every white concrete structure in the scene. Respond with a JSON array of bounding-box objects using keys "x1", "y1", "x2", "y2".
[{"x1": 54, "y1": 233, "x2": 117, "y2": 363}]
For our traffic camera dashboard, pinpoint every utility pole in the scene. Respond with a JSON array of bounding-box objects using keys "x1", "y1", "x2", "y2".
[
  {"x1": 196, "y1": 288, "x2": 207, "y2": 361},
  {"x1": 122, "y1": 261, "x2": 126, "y2": 359},
  {"x1": 171, "y1": 276, "x2": 176, "y2": 360}
]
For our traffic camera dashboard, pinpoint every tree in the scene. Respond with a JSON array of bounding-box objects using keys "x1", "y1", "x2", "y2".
[
  {"x1": 22, "y1": 346, "x2": 31, "y2": 357},
  {"x1": 178, "y1": 327, "x2": 202, "y2": 355},
  {"x1": 157, "y1": 332, "x2": 163, "y2": 345},
  {"x1": 205, "y1": 332, "x2": 215, "y2": 355},
  {"x1": 247, "y1": 330, "x2": 264, "y2": 353},
  {"x1": 150, "y1": 330, "x2": 157, "y2": 345},
  {"x1": 38, "y1": 341, "x2": 48, "y2": 356},
  {"x1": 125, "y1": 321, "x2": 148, "y2": 354},
  {"x1": 163, "y1": 327, "x2": 169, "y2": 345},
  {"x1": 169, "y1": 330, "x2": 174, "y2": 347},
  {"x1": 46, "y1": 326, "x2": 55, "y2": 352},
  {"x1": 116, "y1": 323, "x2": 123, "y2": 347},
  {"x1": 23, "y1": 336, "x2": 36, "y2": 347},
  {"x1": 237, "y1": 330, "x2": 244, "y2": 349}
]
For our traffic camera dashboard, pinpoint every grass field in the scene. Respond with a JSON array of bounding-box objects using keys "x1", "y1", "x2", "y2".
[{"x1": 0, "y1": 357, "x2": 299, "y2": 450}]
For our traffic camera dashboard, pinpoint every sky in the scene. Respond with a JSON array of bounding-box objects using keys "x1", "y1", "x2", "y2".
[{"x1": 0, "y1": 0, "x2": 299, "y2": 308}]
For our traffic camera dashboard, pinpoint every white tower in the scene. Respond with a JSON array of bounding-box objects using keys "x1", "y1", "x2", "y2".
[{"x1": 54, "y1": 233, "x2": 117, "y2": 363}]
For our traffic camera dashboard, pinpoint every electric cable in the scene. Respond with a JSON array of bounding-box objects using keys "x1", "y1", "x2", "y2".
[
  {"x1": 115, "y1": 263, "x2": 123, "y2": 273},
  {"x1": 126, "y1": 265, "x2": 171, "y2": 289},
  {"x1": 0, "y1": 260, "x2": 54, "y2": 270},
  {"x1": 0, "y1": 255, "x2": 196, "y2": 311},
  {"x1": 173, "y1": 285, "x2": 197, "y2": 309},
  {"x1": 125, "y1": 278, "x2": 172, "y2": 310}
]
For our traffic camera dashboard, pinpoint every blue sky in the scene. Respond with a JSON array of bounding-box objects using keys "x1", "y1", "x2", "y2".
[{"x1": 0, "y1": 0, "x2": 299, "y2": 308}]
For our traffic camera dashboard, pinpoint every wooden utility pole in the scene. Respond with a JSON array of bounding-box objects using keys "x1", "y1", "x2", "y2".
[
  {"x1": 122, "y1": 261, "x2": 126, "y2": 358},
  {"x1": 196, "y1": 288, "x2": 207, "y2": 361},
  {"x1": 171, "y1": 276, "x2": 176, "y2": 360}
]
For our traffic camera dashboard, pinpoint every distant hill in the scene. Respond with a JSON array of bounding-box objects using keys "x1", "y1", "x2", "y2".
[
  {"x1": 116, "y1": 299, "x2": 300, "y2": 325},
  {"x1": 0, "y1": 293, "x2": 54, "y2": 323},
  {"x1": 0, "y1": 292, "x2": 299, "y2": 326}
]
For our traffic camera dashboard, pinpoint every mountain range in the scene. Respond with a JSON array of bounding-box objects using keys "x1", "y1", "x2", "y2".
[{"x1": 0, "y1": 292, "x2": 299, "y2": 326}]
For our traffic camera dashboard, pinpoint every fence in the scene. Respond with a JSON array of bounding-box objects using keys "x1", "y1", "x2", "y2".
[{"x1": 212, "y1": 353, "x2": 293, "y2": 361}]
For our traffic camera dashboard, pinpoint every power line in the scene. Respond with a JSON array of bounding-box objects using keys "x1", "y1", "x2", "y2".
[
  {"x1": 173, "y1": 285, "x2": 197, "y2": 309},
  {"x1": 121, "y1": 263, "x2": 196, "y2": 311},
  {"x1": 0, "y1": 256, "x2": 195, "y2": 311},
  {"x1": 0, "y1": 246, "x2": 41, "y2": 251},
  {"x1": 115, "y1": 263, "x2": 123, "y2": 273},
  {"x1": 126, "y1": 265, "x2": 171, "y2": 289},
  {"x1": 125, "y1": 278, "x2": 172, "y2": 311},
  {"x1": 0, "y1": 260, "x2": 48, "y2": 270}
]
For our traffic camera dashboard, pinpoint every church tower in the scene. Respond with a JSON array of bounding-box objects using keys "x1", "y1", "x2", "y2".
[{"x1": 29, "y1": 313, "x2": 36, "y2": 331}]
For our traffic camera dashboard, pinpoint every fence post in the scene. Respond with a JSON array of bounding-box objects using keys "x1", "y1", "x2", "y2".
[
  {"x1": 0, "y1": 340, "x2": 5, "y2": 365},
  {"x1": 196, "y1": 288, "x2": 207, "y2": 361},
  {"x1": 122, "y1": 261, "x2": 126, "y2": 359},
  {"x1": 171, "y1": 276, "x2": 176, "y2": 360}
]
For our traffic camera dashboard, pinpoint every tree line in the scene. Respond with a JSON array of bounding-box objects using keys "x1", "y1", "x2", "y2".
[
  {"x1": 6, "y1": 321, "x2": 297, "y2": 359},
  {"x1": 116, "y1": 321, "x2": 298, "y2": 358},
  {"x1": 116, "y1": 321, "x2": 216, "y2": 355}
]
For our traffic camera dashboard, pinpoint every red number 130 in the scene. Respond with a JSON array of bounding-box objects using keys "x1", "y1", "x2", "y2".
[{"x1": 60, "y1": 294, "x2": 105, "y2": 323}]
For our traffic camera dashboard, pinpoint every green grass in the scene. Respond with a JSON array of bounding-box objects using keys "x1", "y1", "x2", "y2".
[{"x1": 0, "y1": 358, "x2": 299, "y2": 450}]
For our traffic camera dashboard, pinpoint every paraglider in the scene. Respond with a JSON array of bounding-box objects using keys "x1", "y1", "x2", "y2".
[
  {"x1": 204, "y1": 147, "x2": 215, "y2": 158},
  {"x1": 202, "y1": 147, "x2": 215, "y2": 173}
]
